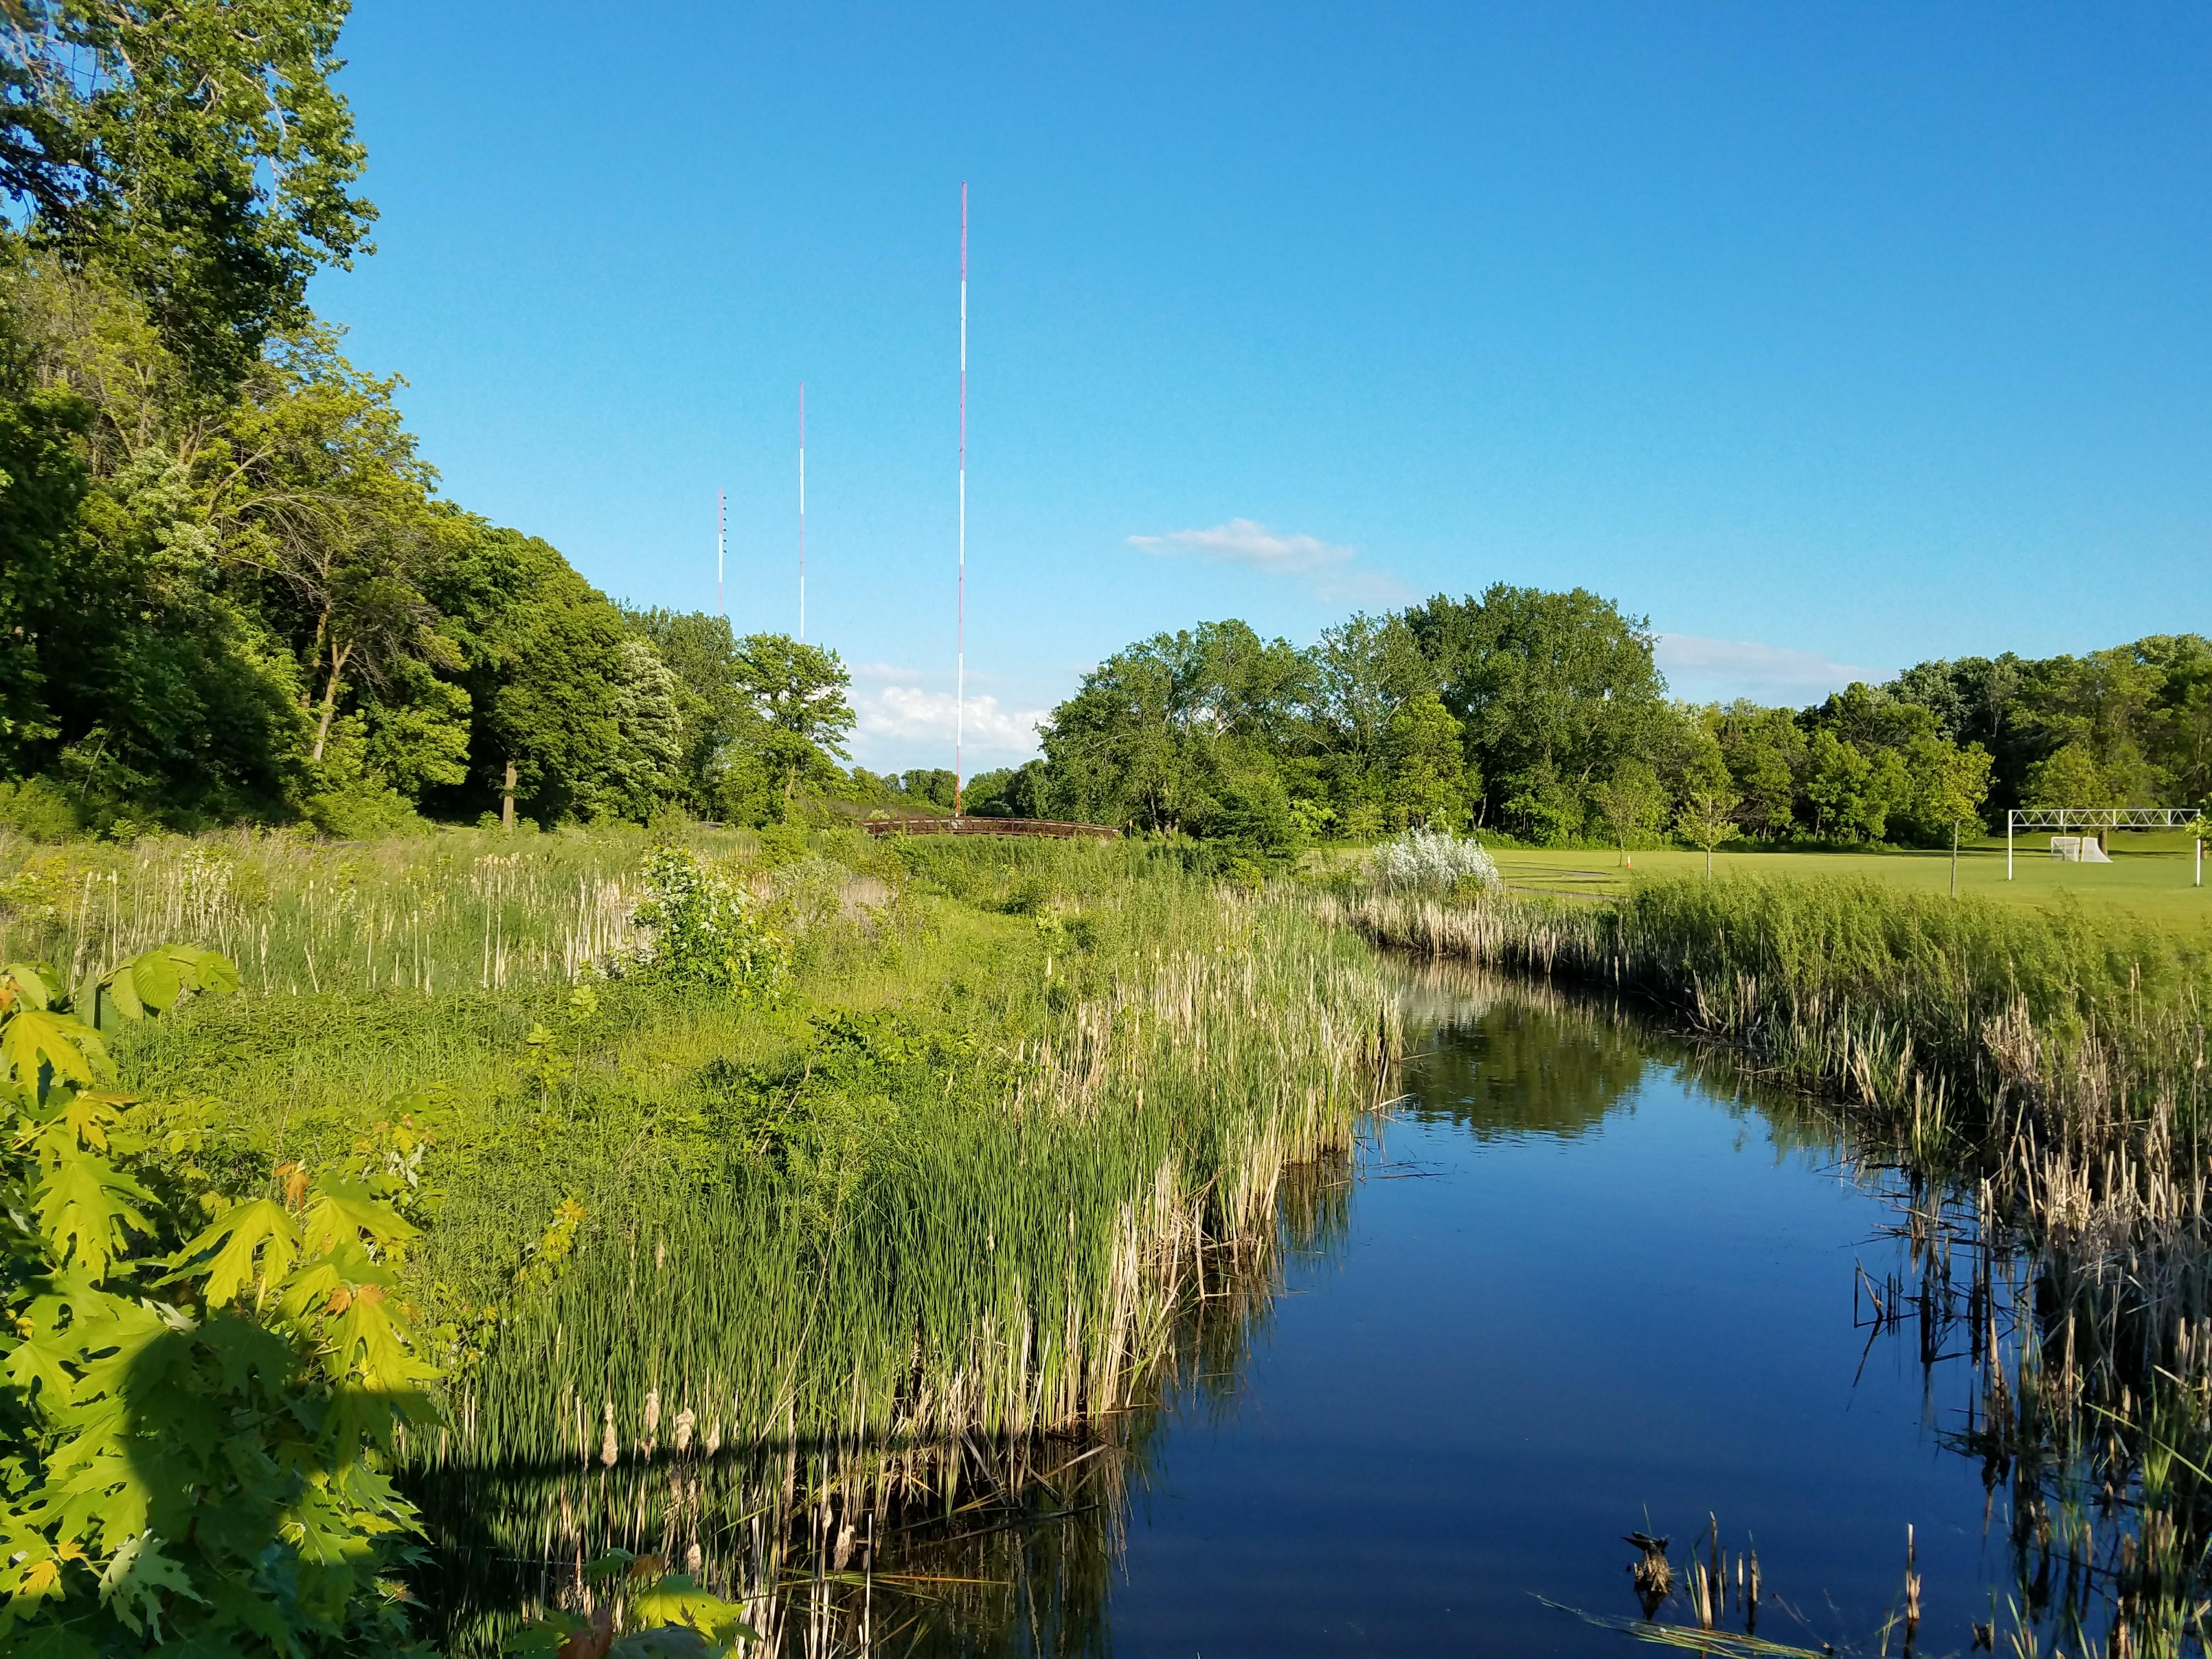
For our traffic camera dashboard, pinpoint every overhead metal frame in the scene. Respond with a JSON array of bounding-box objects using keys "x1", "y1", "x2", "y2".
[{"x1": 2006, "y1": 806, "x2": 2206, "y2": 884}]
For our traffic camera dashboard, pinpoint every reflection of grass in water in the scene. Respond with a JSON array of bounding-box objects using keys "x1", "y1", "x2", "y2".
[{"x1": 1426, "y1": 963, "x2": 2212, "y2": 1658}]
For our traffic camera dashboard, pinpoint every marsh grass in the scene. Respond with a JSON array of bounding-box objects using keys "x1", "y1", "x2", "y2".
[
  {"x1": 16, "y1": 826, "x2": 1396, "y2": 1650},
  {"x1": 1338, "y1": 876, "x2": 2212, "y2": 1250}
]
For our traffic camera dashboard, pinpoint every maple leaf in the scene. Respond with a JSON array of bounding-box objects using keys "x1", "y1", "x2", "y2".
[
  {"x1": 301, "y1": 1176, "x2": 421, "y2": 1256},
  {"x1": 1, "y1": 1007, "x2": 109, "y2": 1095},
  {"x1": 177, "y1": 1198, "x2": 301, "y2": 1307},
  {"x1": 35, "y1": 1150, "x2": 154, "y2": 1282},
  {"x1": 3, "y1": 1330, "x2": 76, "y2": 1410},
  {"x1": 12, "y1": 1554, "x2": 65, "y2": 1604},
  {"x1": 99, "y1": 1530, "x2": 206, "y2": 1637}
]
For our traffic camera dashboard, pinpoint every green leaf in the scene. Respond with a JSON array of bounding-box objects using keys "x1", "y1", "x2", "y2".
[
  {"x1": 628, "y1": 1576, "x2": 760, "y2": 1646},
  {"x1": 4, "y1": 1330, "x2": 77, "y2": 1409},
  {"x1": 188, "y1": 949, "x2": 240, "y2": 997},
  {"x1": 301, "y1": 1176, "x2": 421, "y2": 1255},
  {"x1": 125, "y1": 950, "x2": 181, "y2": 1014},
  {"x1": 99, "y1": 1530, "x2": 205, "y2": 1638},
  {"x1": 1, "y1": 1007, "x2": 108, "y2": 1093},
  {"x1": 101, "y1": 964, "x2": 145, "y2": 1026},
  {"x1": 176, "y1": 1197, "x2": 300, "y2": 1306},
  {"x1": 324, "y1": 1283, "x2": 438, "y2": 1396},
  {"x1": 35, "y1": 1150, "x2": 154, "y2": 1282},
  {"x1": 2, "y1": 961, "x2": 54, "y2": 1009}
]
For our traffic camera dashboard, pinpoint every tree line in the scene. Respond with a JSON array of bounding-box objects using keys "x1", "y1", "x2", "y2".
[
  {"x1": 1012, "y1": 591, "x2": 2212, "y2": 858},
  {"x1": 1, "y1": 4, "x2": 2203, "y2": 857}
]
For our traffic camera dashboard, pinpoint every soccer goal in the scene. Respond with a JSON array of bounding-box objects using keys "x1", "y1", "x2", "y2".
[
  {"x1": 2007, "y1": 806, "x2": 2205, "y2": 885},
  {"x1": 2048, "y1": 835, "x2": 2112, "y2": 863}
]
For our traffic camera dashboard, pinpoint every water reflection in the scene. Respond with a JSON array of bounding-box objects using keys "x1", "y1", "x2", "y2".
[{"x1": 1394, "y1": 977, "x2": 1647, "y2": 1142}]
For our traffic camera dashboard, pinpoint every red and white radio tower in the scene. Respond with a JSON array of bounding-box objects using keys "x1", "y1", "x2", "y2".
[{"x1": 955, "y1": 182, "x2": 968, "y2": 815}]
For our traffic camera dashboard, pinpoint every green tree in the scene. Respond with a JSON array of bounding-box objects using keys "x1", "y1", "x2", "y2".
[
  {"x1": 1588, "y1": 757, "x2": 1670, "y2": 865},
  {"x1": 1712, "y1": 701, "x2": 1805, "y2": 836},
  {"x1": 0, "y1": 0, "x2": 375, "y2": 386},
  {"x1": 2019, "y1": 647, "x2": 2162, "y2": 805},
  {"x1": 1907, "y1": 738, "x2": 1993, "y2": 895},
  {"x1": 1312, "y1": 612, "x2": 1432, "y2": 820},
  {"x1": 2023, "y1": 741, "x2": 2111, "y2": 809},
  {"x1": 433, "y1": 518, "x2": 680, "y2": 825},
  {"x1": 1674, "y1": 733, "x2": 1742, "y2": 875},
  {"x1": 1041, "y1": 620, "x2": 1310, "y2": 835},
  {"x1": 1803, "y1": 728, "x2": 1880, "y2": 840},
  {"x1": 1382, "y1": 691, "x2": 1467, "y2": 829},
  {"x1": 620, "y1": 608, "x2": 760, "y2": 816},
  {"x1": 1407, "y1": 583, "x2": 1668, "y2": 825},
  {"x1": 732, "y1": 633, "x2": 856, "y2": 808}
]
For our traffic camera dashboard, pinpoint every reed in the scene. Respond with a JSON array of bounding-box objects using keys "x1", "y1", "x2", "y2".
[
  {"x1": 1334, "y1": 876, "x2": 2212, "y2": 1246},
  {"x1": 412, "y1": 881, "x2": 1392, "y2": 1649}
]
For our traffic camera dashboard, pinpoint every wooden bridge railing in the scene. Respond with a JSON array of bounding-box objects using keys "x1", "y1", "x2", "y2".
[{"x1": 859, "y1": 815, "x2": 1120, "y2": 840}]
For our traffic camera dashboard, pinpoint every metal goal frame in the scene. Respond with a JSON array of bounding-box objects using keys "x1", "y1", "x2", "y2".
[{"x1": 2006, "y1": 806, "x2": 2205, "y2": 884}]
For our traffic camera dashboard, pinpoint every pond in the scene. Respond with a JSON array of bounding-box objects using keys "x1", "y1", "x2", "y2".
[{"x1": 875, "y1": 969, "x2": 2027, "y2": 1657}]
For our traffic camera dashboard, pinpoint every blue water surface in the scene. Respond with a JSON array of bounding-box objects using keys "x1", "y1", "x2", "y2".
[{"x1": 1093, "y1": 990, "x2": 2005, "y2": 1657}]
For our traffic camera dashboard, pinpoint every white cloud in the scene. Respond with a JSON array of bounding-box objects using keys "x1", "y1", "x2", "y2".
[
  {"x1": 848, "y1": 660, "x2": 924, "y2": 683},
  {"x1": 855, "y1": 686, "x2": 1046, "y2": 759},
  {"x1": 1654, "y1": 633, "x2": 1881, "y2": 704},
  {"x1": 1128, "y1": 518, "x2": 1409, "y2": 605}
]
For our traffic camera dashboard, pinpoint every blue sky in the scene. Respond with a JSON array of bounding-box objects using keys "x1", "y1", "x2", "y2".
[{"x1": 311, "y1": 2, "x2": 2211, "y2": 771}]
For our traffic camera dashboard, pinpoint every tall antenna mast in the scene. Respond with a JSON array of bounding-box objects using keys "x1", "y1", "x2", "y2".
[
  {"x1": 798, "y1": 383, "x2": 806, "y2": 642},
  {"x1": 716, "y1": 488, "x2": 725, "y2": 619},
  {"x1": 956, "y1": 180, "x2": 967, "y2": 816}
]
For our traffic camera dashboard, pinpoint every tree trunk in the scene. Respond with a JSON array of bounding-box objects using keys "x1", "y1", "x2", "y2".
[
  {"x1": 501, "y1": 759, "x2": 517, "y2": 831},
  {"x1": 310, "y1": 640, "x2": 352, "y2": 764},
  {"x1": 1705, "y1": 842, "x2": 1713, "y2": 877},
  {"x1": 1950, "y1": 822, "x2": 1959, "y2": 897}
]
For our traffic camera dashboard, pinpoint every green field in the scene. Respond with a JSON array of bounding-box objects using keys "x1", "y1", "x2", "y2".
[{"x1": 1476, "y1": 833, "x2": 2211, "y2": 927}]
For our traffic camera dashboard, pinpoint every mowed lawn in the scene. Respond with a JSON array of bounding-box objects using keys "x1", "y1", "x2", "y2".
[{"x1": 1487, "y1": 833, "x2": 2211, "y2": 930}]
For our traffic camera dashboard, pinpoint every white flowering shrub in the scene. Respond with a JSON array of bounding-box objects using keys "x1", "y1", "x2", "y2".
[
  {"x1": 621, "y1": 847, "x2": 788, "y2": 996},
  {"x1": 1372, "y1": 828, "x2": 1499, "y2": 895}
]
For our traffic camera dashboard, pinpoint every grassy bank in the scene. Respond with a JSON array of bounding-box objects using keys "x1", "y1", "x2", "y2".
[
  {"x1": 1445, "y1": 838, "x2": 2212, "y2": 929},
  {"x1": 2, "y1": 825, "x2": 1396, "y2": 1650},
  {"x1": 1338, "y1": 874, "x2": 2211, "y2": 1242}
]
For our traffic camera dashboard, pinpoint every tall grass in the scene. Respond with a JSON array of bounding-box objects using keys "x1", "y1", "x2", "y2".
[
  {"x1": 0, "y1": 825, "x2": 679, "y2": 994},
  {"x1": 20, "y1": 825, "x2": 1397, "y2": 1650},
  {"x1": 416, "y1": 877, "x2": 1392, "y2": 1651},
  {"x1": 1338, "y1": 877, "x2": 2212, "y2": 1244}
]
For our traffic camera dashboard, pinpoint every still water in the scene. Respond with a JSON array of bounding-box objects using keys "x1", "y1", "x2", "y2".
[{"x1": 899, "y1": 974, "x2": 2016, "y2": 1656}]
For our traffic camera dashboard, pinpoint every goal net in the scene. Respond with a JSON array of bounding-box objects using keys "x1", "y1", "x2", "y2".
[{"x1": 2049, "y1": 836, "x2": 2113, "y2": 864}]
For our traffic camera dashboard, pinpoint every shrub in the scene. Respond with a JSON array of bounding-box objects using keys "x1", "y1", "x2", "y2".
[
  {"x1": 1372, "y1": 828, "x2": 1500, "y2": 895},
  {"x1": 1, "y1": 946, "x2": 438, "y2": 1654},
  {"x1": 0, "y1": 777, "x2": 80, "y2": 842},
  {"x1": 622, "y1": 847, "x2": 788, "y2": 996}
]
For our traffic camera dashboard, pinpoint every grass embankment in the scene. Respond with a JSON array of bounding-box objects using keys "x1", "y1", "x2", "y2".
[
  {"x1": 1470, "y1": 836, "x2": 2211, "y2": 929},
  {"x1": 1341, "y1": 876, "x2": 2209, "y2": 1225},
  {"x1": 0, "y1": 825, "x2": 1394, "y2": 1651}
]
